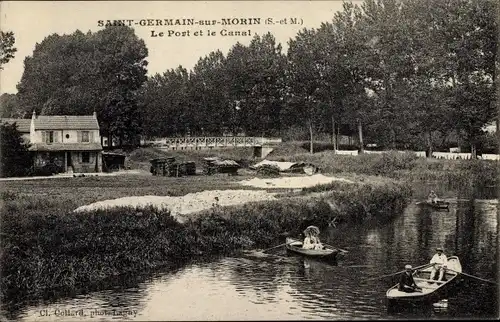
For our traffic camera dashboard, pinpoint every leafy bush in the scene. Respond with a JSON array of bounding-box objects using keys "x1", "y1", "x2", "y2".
[{"x1": 0, "y1": 123, "x2": 32, "y2": 177}]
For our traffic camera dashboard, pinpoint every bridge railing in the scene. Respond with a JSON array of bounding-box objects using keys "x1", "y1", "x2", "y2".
[{"x1": 141, "y1": 136, "x2": 282, "y2": 149}]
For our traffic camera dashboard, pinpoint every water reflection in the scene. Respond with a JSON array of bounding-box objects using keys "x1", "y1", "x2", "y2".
[{"x1": 10, "y1": 195, "x2": 498, "y2": 321}]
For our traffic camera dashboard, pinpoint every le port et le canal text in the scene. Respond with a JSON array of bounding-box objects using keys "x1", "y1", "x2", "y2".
[{"x1": 97, "y1": 17, "x2": 304, "y2": 37}]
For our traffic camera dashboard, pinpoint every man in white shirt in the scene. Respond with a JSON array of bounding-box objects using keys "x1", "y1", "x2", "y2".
[{"x1": 430, "y1": 247, "x2": 448, "y2": 281}]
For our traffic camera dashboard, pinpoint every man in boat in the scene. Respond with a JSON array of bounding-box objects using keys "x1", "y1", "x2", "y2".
[
  {"x1": 427, "y1": 190, "x2": 439, "y2": 204},
  {"x1": 430, "y1": 247, "x2": 448, "y2": 281},
  {"x1": 302, "y1": 226, "x2": 323, "y2": 250},
  {"x1": 398, "y1": 265, "x2": 422, "y2": 293}
]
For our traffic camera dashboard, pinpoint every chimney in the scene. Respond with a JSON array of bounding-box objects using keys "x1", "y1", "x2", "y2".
[
  {"x1": 32, "y1": 110, "x2": 36, "y2": 119},
  {"x1": 93, "y1": 110, "x2": 97, "y2": 118}
]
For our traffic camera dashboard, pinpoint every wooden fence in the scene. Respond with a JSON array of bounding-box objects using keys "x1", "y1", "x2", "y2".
[{"x1": 336, "y1": 150, "x2": 499, "y2": 160}]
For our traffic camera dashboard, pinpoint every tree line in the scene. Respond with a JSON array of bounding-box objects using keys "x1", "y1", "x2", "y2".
[{"x1": 1, "y1": 0, "x2": 497, "y2": 156}]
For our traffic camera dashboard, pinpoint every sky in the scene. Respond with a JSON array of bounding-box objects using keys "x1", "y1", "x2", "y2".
[{"x1": 0, "y1": 0, "x2": 363, "y2": 94}]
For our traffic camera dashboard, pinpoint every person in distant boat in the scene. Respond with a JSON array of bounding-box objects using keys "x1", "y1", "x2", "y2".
[
  {"x1": 430, "y1": 247, "x2": 448, "y2": 281},
  {"x1": 398, "y1": 265, "x2": 422, "y2": 293},
  {"x1": 302, "y1": 226, "x2": 323, "y2": 250},
  {"x1": 428, "y1": 191, "x2": 439, "y2": 204},
  {"x1": 303, "y1": 235, "x2": 323, "y2": 250}
]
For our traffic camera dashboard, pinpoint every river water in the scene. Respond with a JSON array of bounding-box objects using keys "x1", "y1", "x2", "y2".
[{"x1": 10, "y1": 188, "x2": 499, "y2": 321}]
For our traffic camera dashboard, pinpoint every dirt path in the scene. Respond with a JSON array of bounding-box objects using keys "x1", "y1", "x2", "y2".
[
  {"x1": 238, "y1": 174, "x2": 353, "y2": 189},
  {"x1": 73, "y1": 174, "x2": 353, "y2": 220},
  {"x1": 74, "y1": 189, "x2": 278, "y2": 218}
]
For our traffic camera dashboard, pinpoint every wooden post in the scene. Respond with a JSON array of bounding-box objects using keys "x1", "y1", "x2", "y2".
[
  {"x1": 336, "y1": 124, "x2": 340, "y2": 150},
  {"x1": 332, "y1": 115, "x2": 337, "y2": 152},
  {"x1": 426, "y1": 131, "x2": 433, "y2": 158},
  {"x1": 358, "y1": 119, "x2": 364, "y2": 154},
  {"x1": 309, "y1": 119, "x2": 314, "y2": 154},
  {"x1": 471, "y1": 142, "x2": 477, "y2": 159}
]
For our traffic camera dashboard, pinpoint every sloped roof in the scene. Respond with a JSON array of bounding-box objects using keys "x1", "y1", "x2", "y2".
[
  {"x1": 1, "y1": 118, "x2": 31, "y2": 133},
  {"x1": 34, "y1": 115, "x2": 99, "y2": 130},
  {"x1": 29, "y1": 143, "x2": 103, "y2": 151}
]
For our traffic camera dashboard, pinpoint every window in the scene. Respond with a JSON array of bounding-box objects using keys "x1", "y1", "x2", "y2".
[
  {"x1": 81, "y1": 152, "x2": 90, "y2": 163},
  {"x1": 81, "y1": 131, "x2": 90, "y2": 143},
  {"x1": 44, "y1": 131, "x2": 54, "y2": 144}
]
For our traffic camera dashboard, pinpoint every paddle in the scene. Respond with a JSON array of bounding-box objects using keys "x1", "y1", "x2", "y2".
[
  {"x1": 447, "y1": 268, "x2": 497, "y2": 285},
  {"x1": 260, "y1": 241, "x2": 295, "y2": 253},
  {"x1": 365, "y1": 263, "x2": 432, "y2": 281},
  {"x1": 323, "y1": 243, "x2": 349, "y2": 253}
]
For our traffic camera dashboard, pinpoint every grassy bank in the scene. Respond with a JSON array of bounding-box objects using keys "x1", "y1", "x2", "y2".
[
  {"x1": 267, "y1": 150, "x2": 498, "y2": 190},
  {"x1": 0, "y1": 174, "x2": 262, "y2": 215},
  {"x1": 118, "y1": 146, "x2": 498, "y2": 191},
  {"x1": 1, "y1": 177, "x2": 410, "y2": 308}
]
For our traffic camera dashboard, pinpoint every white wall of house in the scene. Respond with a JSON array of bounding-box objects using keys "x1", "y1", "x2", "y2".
[{"x1": 31, "y1": 130, "x2": 100, "y2": 144}]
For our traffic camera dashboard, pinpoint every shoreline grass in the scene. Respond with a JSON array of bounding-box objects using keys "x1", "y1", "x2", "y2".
[
  {"x1": 267, "y1": 150, "x2": 498, "y2": 191},
  {"x1": 1, "y1": 177, "x2": 410, "y2": 310}
]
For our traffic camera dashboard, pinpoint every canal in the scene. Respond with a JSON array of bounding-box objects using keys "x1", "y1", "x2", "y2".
[{"x1": 9, "y1": 189, "x2": 499, "y2": 320}]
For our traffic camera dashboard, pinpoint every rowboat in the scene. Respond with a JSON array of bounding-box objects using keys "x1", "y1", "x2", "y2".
[
  {"x1": 285, "y1": 237, "x2": 339, "y2": 262},
  {"x1": 386, "y1": 256, "x2": 462, "y2": 305},
  {"x1": 416, "y1": 200, "x2": 450, "y2": 210}
]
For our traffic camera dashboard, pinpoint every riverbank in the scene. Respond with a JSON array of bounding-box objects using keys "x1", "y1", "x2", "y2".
[
  {"x1": 266, "y1": 149, "x2": 498, "y2": 190},
  {"x1": 1, "y1": 175, "x2": 410, "y2": 309},
  {"x1": 123, "y1": 146, "x2": 498, "y2": 190}
]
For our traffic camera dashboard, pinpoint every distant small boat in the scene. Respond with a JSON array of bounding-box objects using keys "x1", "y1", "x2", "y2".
[
  {"x1": 416, "y1": 200, "x2": 450, "y2": 210},
  {"x1": 285, "y1": 237, "x2": 339, "y2": 262},
  {"x1": 386, "y1": 256, "x2": 462, "y2": 305}
]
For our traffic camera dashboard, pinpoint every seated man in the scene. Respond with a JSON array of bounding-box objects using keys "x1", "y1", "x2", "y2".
[
  {"x1": 398, "y1": 265, "x2": 422, "y2": 293},
  {"x1": 430, "y1": 247, "x2": 448, "y2": 281}
]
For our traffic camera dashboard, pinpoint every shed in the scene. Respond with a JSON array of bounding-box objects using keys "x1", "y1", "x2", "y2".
[
  {"x1": 102, "y1": 152, "x2": 126, "y2": 172},
  {"x1": 202, "y1": 157, "x2": 240, "y2": 175},
  {"x1": 150, "y1": 157, "x2": 196, "y2": 176}
]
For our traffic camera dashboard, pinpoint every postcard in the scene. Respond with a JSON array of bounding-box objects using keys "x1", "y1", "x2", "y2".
[{"x1": 1, "y1": 0, "x2": 498, "y2": 321}]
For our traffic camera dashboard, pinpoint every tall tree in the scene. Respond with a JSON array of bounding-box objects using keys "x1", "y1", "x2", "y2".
[
  {"x1": 17, "y1": 27, "x2": 148, "y2": 146},
  {"x1": 286, "y1": 28, "x2": 332, "y2": 153},
  {"x1": 189, "y1": 50, "x2": 230, "y2": 135},
  {"x1": 355, "y1": 0, "x2": 416, "y2": 149},
  {"x1": 244, "y1": 33, "x2": 287, "y2": 136},
  {"x1": 138, "y1": 66, "x2": 190, "y2": 137},
  {"x1": 0, "y1": 94, "x2": 22, "y2": 118},
  {"x1": 224, "y1": 35, "x2": 286, "y2": 136},
  {"x1": 331, "y1": 1, "x2": 373, "y2": 152},
  {"x1": 446, "y1": 0, "x2": 497, "y2": 157},
  {"x1": 0, "y1": 31, "x2": 17, "y2": 69}
]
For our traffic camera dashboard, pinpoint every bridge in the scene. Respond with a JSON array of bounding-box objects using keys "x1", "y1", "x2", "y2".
[{"x1": 141, "y1": 136, "x2": 282, "y2": 157}]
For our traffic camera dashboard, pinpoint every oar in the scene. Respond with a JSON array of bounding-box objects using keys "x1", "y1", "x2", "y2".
[
  {"x1": 365, "y1": 263, "x2": 432, "y2": 281},
  {"x1": 323, "y1": 243, "x2": 349, "y2": 253},
  {"x1": 447, "y1": 268, "x2": 497, "y2": 285},
  {"x1": 260, "y1": 241, "x2": 295, "y2": 253}
]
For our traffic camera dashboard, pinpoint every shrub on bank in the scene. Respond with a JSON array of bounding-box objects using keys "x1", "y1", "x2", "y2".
[{"x1": 0, "y1": 178, "x2": 410, "y2": 307}]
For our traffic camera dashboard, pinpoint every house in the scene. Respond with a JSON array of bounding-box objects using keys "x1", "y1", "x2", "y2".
[{"x1": 2, "y1": 111, "x2": 103, "y2": 173}]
